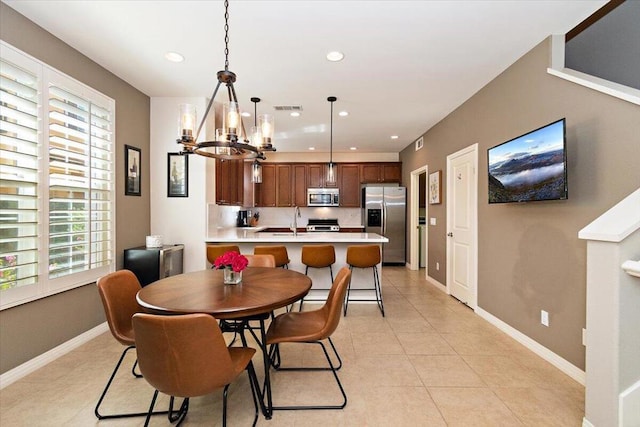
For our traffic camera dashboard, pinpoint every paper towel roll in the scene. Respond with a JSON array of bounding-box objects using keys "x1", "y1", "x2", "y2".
[{"x1": 146, "y1": 235, "x2": 163, "y2": 248}]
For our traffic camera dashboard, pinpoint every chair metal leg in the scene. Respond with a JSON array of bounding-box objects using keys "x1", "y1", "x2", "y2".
[
  {"x1": 222, "y1": 384, "x2": 230, "y2": 427},
  {"x1": 270, "y1": 337, "x2": 347, "y2": 411},
  {"x1": 246, "y1": 361, "x2": 260, "y2": 427},
  {"x1": 343, "y1": 265, "x2": 384, "y2": 317},
  {"x1": 95, "y1": 345, "x2": 171, "y2": 420}
]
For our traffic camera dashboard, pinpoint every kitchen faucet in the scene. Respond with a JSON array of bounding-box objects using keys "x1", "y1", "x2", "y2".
[{"x1": 291, "y1": 206, "x2": 301, "y2": 236}]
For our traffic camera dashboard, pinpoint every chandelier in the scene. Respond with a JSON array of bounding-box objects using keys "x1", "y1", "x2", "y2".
[{"x1": 176, "y1": 0, "x2": 275, "y2": 160}]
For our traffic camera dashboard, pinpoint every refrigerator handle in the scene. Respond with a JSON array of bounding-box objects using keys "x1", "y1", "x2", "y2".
[{"x1": 382, "y1": 201, "x2": 387, "y2": 235}]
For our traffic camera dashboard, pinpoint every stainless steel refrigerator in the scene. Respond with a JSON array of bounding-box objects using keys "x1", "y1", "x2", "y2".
[{"x1": 363, "y1": 186, "x2": 406, "y2": 265}]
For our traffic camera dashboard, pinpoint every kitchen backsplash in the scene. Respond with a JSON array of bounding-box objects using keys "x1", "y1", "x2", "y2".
[{"x1": 208, "y1": 204, "x2": 362, "y2": 232}]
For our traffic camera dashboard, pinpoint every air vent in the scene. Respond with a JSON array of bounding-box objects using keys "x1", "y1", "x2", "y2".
[{"x1": 274, "y1": 105, "x2": 303, "y2": 111}]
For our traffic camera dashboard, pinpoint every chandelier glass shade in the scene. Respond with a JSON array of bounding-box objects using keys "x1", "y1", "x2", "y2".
[{"x1": 176, "y1": 0, "x2": 274, "y2": 160}]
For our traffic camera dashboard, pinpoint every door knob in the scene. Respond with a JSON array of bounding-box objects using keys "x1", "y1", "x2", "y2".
[{"x1": 447, "y1": 232, "x2": 453, "y2": 237}]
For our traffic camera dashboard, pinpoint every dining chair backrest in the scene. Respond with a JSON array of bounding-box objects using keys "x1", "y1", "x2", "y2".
[
  {"x1": 318, "y1": 267, "x2": 351, "y2": 339},
  {"x1": 254, "y1": 245, "x2": 290, "y2": 268},
  {"x1": 97, "y1": 269, "x2": 142, "y2": 346},
  {"x1": 132, "y1": 313, "x2": 243, "y2": 398},
  {"x1": 245, "y1": 254, "x2": 276, "y2": 268},
  {"x1": 206, "y1": 245, "x2": 240, "y2": 266}
]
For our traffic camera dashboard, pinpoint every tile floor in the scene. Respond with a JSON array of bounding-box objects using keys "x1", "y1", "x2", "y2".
[{"x1": 0, "y1": 267, "x2": 585, "y2": 426}]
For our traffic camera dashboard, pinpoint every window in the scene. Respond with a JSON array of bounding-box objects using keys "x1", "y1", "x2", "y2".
[{"x1": 0, "y1": 42, "x2": 115, "y2": 310}]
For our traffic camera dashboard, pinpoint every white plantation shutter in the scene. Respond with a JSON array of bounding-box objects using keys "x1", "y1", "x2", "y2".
[
  {"x1": 0, "y1": 57, "x2": 40, "y2": 294},
  {"x1": 0, "y1": 42, "x2": 115, "y2": 309}
]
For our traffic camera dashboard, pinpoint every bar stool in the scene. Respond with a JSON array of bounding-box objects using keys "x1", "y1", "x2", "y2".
[
  {"x1": 254, "y1": 245, "x2": 290, "y2": 269},
  {"x1": 344, "y1": 244, "x2": 384, "y2": 317},
  {"x1": 206, "y1": 245, "x2": 240, "y2": 268},
  {"x1": 299, "y1": 245, "x2": 336, "y2": 311}
]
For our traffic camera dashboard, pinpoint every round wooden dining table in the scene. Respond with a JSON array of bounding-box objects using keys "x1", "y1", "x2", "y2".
[{"x1": 136, "y1": 267, "x2": 312, "y2": 419}]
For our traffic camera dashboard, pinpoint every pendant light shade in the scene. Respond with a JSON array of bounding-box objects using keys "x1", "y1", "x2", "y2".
[
  {"x1": 175, "y1": 0, "x2": 275, "y2": 160},
  {"x1": 251, "y1": 160, "x2": 262, "y2": 184},
  {"x1": 326, "y1": 96, "x2": 337, "y2": 185}
]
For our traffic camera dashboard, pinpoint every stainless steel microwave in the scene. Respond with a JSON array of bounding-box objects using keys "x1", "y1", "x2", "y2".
[{"x1": 307, "y1": 188, "x2": 340, "y2": 206}]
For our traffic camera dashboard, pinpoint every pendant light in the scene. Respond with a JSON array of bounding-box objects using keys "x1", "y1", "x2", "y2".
[
  {"x1": 326, "y1": 96, "x2": 337, "y2": 185},
  {"x1": 176, "y1": 0, "x2": 272, "y2": 160},
  {"x1": 249, "y1": 97, "x2": 264, "y2": 183}
]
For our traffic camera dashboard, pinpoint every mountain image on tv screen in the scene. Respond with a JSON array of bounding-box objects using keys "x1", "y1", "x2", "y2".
[{"x1": 488, "y1": 119, "x2": 567, "y2": 204}]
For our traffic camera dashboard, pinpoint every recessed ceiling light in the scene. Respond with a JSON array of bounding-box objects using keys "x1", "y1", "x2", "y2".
[
  {"x1": 350, "y1": 147, "x2": 357, "y2": 150},
  {"x1": 309, "y1": 147, "x2": 316, "y2": 150},
  {"x1": 338, "y1": 111, "x2": 349, "y2": 117},
  {"x1": 164, "y1": 51, "x2": 184, "y2": 63},
  {"x1": 290, "y1": 112, "x2": 300, "y2": 117},
  {"x1": 241, "y1": 112, "x2": 251, "y2": 117},
  {"x1": 391, "y1": 135, "x2": 399, "y2": 139},
  {"x1": 326, "y1": 51, "x2": 344, "y2": 62}
]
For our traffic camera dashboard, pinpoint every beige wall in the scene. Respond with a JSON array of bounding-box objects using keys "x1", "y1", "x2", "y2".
[
  {"x1": 0, "y1": 3, "x2": 150, "y2": 373},
  {"x1": 400, "y1": 37, "x2": 640, "y2": 369}
]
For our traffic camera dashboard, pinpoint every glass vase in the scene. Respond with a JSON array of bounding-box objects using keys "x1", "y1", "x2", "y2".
[{"x1": 223, "y1": 267, "x2": 242, "y2": 285}]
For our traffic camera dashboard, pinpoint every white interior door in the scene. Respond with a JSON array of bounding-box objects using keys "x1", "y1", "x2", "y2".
[{"x1": 446, "y1": 144, "x2": 478, "y2": 309}]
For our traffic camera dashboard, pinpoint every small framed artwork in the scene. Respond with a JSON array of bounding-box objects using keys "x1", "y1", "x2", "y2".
[
  {"x1": 125, "y1": 145, "x2": 141, "y2": 196},
  {"x1": 415, "y1": 136, "x2": 424, "y2": 151},
  {"x1": 429, "y1": 170, "x2": 442, "y2": 204},
  {"x1": 167, "y1": 152, "x2": 189, "y2": 197}
]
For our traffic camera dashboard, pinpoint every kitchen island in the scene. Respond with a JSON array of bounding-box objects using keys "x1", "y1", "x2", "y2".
[{"x1": 206, "y1": 228, "x2": 389, "y2": 306}]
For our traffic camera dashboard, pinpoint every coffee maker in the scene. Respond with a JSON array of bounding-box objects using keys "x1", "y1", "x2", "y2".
[{"x1": 236, "y1": 210, "x2": 252, "y2": 227}]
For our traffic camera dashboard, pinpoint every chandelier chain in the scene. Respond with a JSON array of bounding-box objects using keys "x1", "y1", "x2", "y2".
[{"x1": 224, "y1": 0, "x2": 230, "y2": 70}]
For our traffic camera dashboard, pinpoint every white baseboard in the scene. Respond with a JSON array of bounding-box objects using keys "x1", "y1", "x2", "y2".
[
  {"x1": 476, "y1": 307, "x2": 585, "y2": 385},
  {"x1": 426, "y1": 275, "x2": 447, "y2": 293},
  {"x1": 0, "y1": 322, "x2": 109, "y2": 390}
]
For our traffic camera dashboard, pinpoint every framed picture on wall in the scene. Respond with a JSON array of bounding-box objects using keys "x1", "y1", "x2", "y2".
[
  {"x1": 429, "y1": 170, "x2": 442, "y2": 204},
  {"x1": 167, "y1": 152, "x2": 189, "y2": 197},
  {"x1": 125, "y1": 145, "x2": 141, "y2": 196}
]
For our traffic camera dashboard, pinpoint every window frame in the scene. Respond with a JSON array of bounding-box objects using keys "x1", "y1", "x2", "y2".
[{"x1": 1, "y1": 41, "x2": 116, "y2": 310}]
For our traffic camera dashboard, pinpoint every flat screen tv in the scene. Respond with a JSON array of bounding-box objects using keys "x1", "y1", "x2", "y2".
[{"x1": 488, "y1": 118, "x2": 567, "y2": 204}]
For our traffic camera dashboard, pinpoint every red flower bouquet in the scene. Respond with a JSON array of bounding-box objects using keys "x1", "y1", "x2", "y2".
[{"x1": 214, "y1": 251, "x2": 249, "y2": 273}]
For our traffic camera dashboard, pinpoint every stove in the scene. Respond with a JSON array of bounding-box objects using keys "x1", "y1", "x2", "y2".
[{"x1": 306, "y1": 218, "x2": 340, "y2": 232}]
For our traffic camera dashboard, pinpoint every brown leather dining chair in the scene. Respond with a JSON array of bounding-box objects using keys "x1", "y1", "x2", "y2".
[
  {"x1": 299, "y1": 244, "x2": 336, "y2": 311},
  {"x1": 244, "y1": 254, "x2": 276, "y2": 268},
  {"x1": 265, "y1": 267, "x2": 351, "y2": 411},
  {"x1": 207, "y1": 244, "x2": 240, "y2": 267},
  {"x1": 254, "y1": 245, "x2": 290, "y2": 268},
  {"x1": 132, "y1": 313, "x2": 260, "y2": 427},
  {"x1": 95, "y1": 270, "x2": 169, "y2": 420}
]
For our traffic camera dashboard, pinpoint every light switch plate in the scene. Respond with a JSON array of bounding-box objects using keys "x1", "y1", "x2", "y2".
[{"x1": 430, "y1": 218, "x2": 436, "y2": 226}]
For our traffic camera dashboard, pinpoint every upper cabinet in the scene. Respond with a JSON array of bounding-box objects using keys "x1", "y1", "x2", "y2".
[
  {"x1": 255, "y1": 164, "x2": 294, "y2": 207},
  {"x1": 215, "y1": 159, "x2": 247, "y2": 206},
  {"x1": 230, "y1": 161, "x2": 402, "y2": 207},
  {"x1": 360, "y1": 162, "x2": 402, "y2": 184},
  {"x1": 338, "y1": 164, "x2": 360, "y2": 207},
  {"x1": 307, "y1": 163, "x2": 338, "y2": 188}
]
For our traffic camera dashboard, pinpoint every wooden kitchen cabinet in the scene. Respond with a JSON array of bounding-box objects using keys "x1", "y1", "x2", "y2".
[
  {"x1": 307, "y1": 163, "x2": 338, "y2": 188},
  {"x1": 359, "y1": 162, "x2": 402, "y2": 184},
  {"x1": 215, "y1": 159, "x2": 255, "y2": 206},
  {"x1": 276, "y1": 164, "x2": 293, "y2": 207},
  {"x1": 255, "y1": 163, "x2": 294, "y2": 207},
  {"x1": 255, "y1": 164, "x2": 277, "y2": 207},
  {"x1": 338, "y1": 164, "x2": 361, "y2": 207},
  {"x1": 293, "y1": 164, "x2": 307, "y2": 207},
  {"x1": 215, "y1": 158, "x2": 243, "y2": 205}
]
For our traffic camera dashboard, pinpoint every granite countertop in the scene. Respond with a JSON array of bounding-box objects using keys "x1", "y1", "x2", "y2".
[{"x1": 206, "y1": 228, "x2": 388, "y2": 243}]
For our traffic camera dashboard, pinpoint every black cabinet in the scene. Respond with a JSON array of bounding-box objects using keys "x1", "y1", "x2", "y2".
[{"x1": 123, "y1": 244, "x2": 184, "y2": 286}]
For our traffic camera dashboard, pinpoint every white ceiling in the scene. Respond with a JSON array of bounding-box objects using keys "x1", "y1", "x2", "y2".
[{"x1": 4, "y1": 0, "x2": 605, "y2": 154}]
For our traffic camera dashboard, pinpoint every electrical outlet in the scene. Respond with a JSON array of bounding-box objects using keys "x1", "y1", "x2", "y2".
[
  {"x1": 436, "y1": 262, "x2": 440, "y2": 271},
  {"x1": 541, "y1": 310, "x2": 549, "y2": 327}
]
